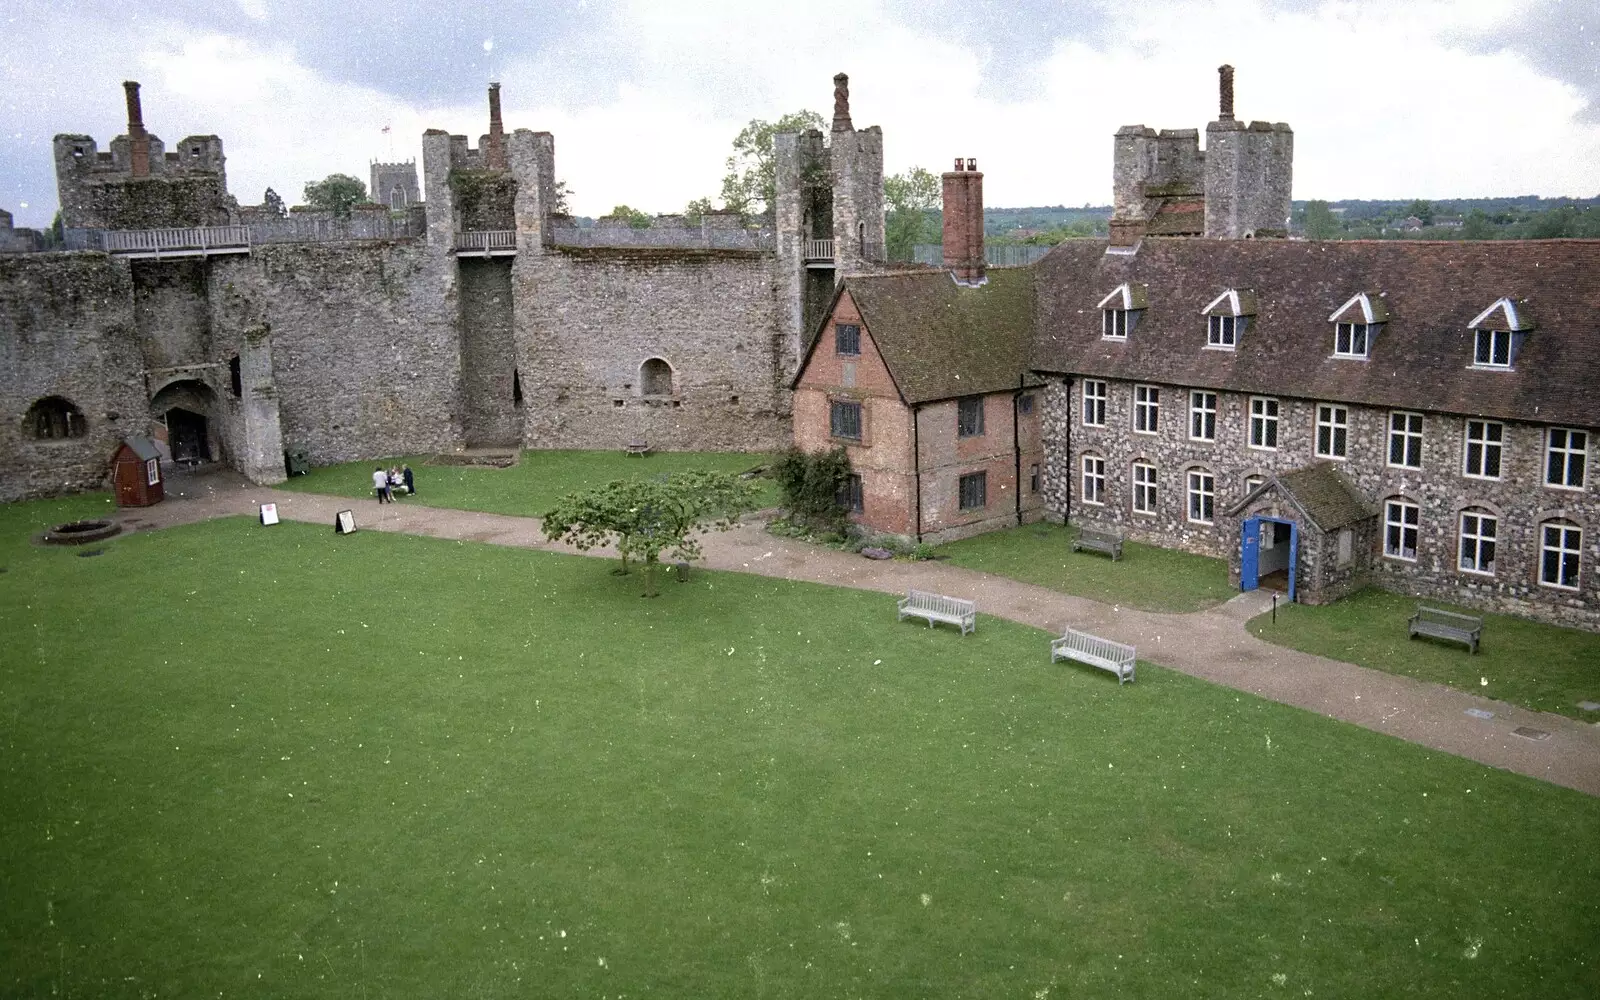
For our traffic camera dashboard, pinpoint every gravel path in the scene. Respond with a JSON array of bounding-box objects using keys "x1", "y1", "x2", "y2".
[{"x1": 115, "y1": 468, "x2": 1600, "y2": 797}]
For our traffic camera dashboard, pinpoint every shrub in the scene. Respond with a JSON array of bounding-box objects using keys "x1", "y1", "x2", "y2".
[{"x1": 772, "y1": 446, "x2": 853, "y2": 532}]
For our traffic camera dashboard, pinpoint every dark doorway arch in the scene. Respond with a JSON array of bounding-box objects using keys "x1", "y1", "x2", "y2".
[
  {"x1": 150, "y1": 379, "x2": 217, "y2": 465},
  {"x1": 24, "y1": 396, "x2": 88, "y2": 439}
]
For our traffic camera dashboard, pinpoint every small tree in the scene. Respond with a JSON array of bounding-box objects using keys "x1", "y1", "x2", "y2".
[
  {"x1": 601, "y1": 204, "x2": 653, "y2": 229},
  {"x1": 553, "y1": 180, "x2": 574, "y2": 216},
  {"x1": 543, "y1": 471, "x2": 761, "y2": 597},
  {"x1": 303, "y1": 174, "x2": 367, "y2": 219},
  {"x1": 720, "y1": 110, "x2": 825, "y2": 223},
  {"x1": 1302, "y1": 199, "x2": 1338, "y2": 240},
  {"x1": 683, "y1": 196, "x2": 716, "y2": 226},
  {"x1": 884, "y1": 167, "x2": 940, "y2": 261},
  {"x1": 773, "y1": 446, "x2": 853, "y2": 532}
]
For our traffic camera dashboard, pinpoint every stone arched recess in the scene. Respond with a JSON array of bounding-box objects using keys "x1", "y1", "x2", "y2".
[
  {"x1": 150, "y1": 377, "x2": 219, "y2": 465},
  {"x1": 640, "y1": 357, "x2": 675, "y2": 398}
]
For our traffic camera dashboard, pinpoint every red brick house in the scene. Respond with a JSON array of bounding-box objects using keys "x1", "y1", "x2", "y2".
[{"x1": 792, "y1": 161, "x2": 1046, "y2": 542}]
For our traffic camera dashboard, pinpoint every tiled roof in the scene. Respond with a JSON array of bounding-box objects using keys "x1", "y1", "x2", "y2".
[
  {"x1": 806, "y1": 267, "x2": 1039, "y2": 404},
  {"x1": 119, "y1": 436, "x2": 162, "y2": 462},
  {"x1": 1032, "y1": 238, "x2": 1600, "y2": 427},
  {"x1": 1252, "y1": 463, "x2": 1376, "y2": 532}
]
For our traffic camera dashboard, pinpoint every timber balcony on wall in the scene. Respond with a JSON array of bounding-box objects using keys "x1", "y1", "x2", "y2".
[
  {"x1": 804, "y1": 239, "x2": 835, "y2": 265},
  {"x1": 102, "y1": 225, "x2": 251, "y2": 258},
  {"x1": 455, "y1": 230, "x2": 518, "y2": 257}
]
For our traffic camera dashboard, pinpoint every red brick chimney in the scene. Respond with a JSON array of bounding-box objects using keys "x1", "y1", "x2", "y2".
[
  {"x1": 1218, "y1": 64, "x2": 1235, "y2": 122},
  {"x1": 486, "y1": 82, "x2": 507, "y2": 170},
  {"x1": 123, "y1": 80, "x2": 150, "y2": 178},
  {"x1": 942, "y1": 157, "x2": 985, "y2": 284}
]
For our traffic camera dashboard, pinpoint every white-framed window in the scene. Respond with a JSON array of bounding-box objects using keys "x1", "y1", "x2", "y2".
[
  {"x1": 1249, "y1": 397, "x2": 1279, "y2": 450},
  {"x1": 1388, "y1": 411, "x2": 1423, "y2": 469},
  {"x1": 1133, "y1": 385, "x2": 1160, "y2": 435},
  {"x1": 1546, "y1": 428, "x2": 1588, "y2": 490},
  {"x1": 1208, "y1": 314, "x2": 1242, "y2": 348},
  {"x1": 1463, "y1": 419, "x2": 1504, "y2": 480},
  {"x1": 145, "y1": 458, "x2": 160, "y2": 486},
  {"x1": 1384, "y1": 499, "x2": 1419, "y2": 561},
  {"x1": 1244, "y1": 474, "x2": 1265, "y2": 496},
  {"x1": 1081, "y1": 454, "x2": 1105, "y2": 505},
  {"x1": 1334, "y1": 322, "x2": 1372, "y2": 359},
  {"x1": 1189, "y1": 390, "x2": 1217, "y2": 442},
  {"x1": 1315, "y1": 404, "x2": 1349, "y2": 459},
  {"x1": 1473, "y1": 328, "x2": 1513, "y2": 368},
  {"x1": 1540, "y1": 521, "x2": 1582, "y2": 590},
  {"x1": 1103, "y1": 309, "x2": 1136, "y2": 339},
  {"x1": 1132, "y1": 461, "x2": 1158, "y2": 514},
  {"x1": 1082, "y1": 380, "x2": 1107, "y2": 427},
  {"x1": 1458, "y1": 509, "x2": 1497, "y2": 575},
  {"x1": 1187, "y1": 469, "x2": 1215, "y2": 524}
]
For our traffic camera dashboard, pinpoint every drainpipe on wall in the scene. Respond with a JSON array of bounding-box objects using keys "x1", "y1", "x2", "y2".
[
  {"x1": 1013, "y1": 373, "x2": 1024, "y2": 526},
  {"x1": 912, "y1": 403, "x2": 923, "y2": 544}
]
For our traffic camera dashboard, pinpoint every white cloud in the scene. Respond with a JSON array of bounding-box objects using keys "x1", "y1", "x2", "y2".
[{"x1": 1, "y1": 0, "x2": 1596, "y2": 228}]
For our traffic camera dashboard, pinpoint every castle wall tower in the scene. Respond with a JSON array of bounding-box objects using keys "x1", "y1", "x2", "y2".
[
  {"x1": 828, "y1": 73, "x2": 886, "y2": 274},
  {"x1": 1204, "y1": 65, "x2": 1293, "y2": 239},
  {"x1": 774, "y1": 128, "x2": 829, "y2": 375}
]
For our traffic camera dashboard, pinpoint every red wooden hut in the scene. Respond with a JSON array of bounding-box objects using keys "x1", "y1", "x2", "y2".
[{"x1": 110, "y1": 436, "x2": 164, "y2": 507}]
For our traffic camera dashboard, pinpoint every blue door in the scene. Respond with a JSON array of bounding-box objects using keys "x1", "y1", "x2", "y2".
[
  {"x1": 1286, "y1": 522, "x2": 1298, "y2": 602},
  {"x1": 1240, "y1": 517, "x2": 1260, "y2": 591}
]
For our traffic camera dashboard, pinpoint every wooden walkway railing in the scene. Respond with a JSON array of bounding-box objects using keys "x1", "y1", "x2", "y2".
[
  {"x1": 102, "y1": 226, "x2": 251, "y2": 258},
  {"x1": 455, "y1": 230, "x2": 518, "y2": 256},
  {"x1": 804, "y1": 238, "x2": 834, "y2": 263}
]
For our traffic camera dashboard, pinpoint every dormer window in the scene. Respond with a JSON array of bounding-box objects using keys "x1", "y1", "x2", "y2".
[
  {"x1": 1467, "y1": 297, "x2": 1534, "y2": 370},
  {"x1": 1097, "y1": 282, "x2": 1147, "y2": 340},
  {"x1": 1201, "y1": 289, "x2": 1256, "y2": 350},
  {"x1": 1328, "y1": 292, "x2": 1388, "y2": 359}
]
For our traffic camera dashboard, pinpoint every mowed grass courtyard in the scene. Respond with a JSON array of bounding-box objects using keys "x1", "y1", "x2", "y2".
[{"x1": 3, "y1": 497, "x2": 1599, "y2": 997}]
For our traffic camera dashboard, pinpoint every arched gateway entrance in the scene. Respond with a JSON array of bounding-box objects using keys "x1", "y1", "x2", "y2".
[{"x1": 150, "y1": 379, "x2": 218, "y2": 466}]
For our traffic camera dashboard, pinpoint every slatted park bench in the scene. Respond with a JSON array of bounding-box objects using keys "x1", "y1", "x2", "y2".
[
  {"x1": 1407, "y1": 605, "x2": 1482, "y2": 654},
  {"x1": 896, "y1": 589, "x2": 976, "y2": 636},
  {"x1": 1071, "y1": 527, "x2": 1124, "y2": 562},
  {"x1": 1051, "y1": 627, "x2": 1136, "y2": 685}
]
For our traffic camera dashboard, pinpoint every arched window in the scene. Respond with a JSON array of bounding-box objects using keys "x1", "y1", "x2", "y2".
[
  {"x1": 390, "y1": 185, "x2": 406, "y2": 209},
  {"x1": 640, "y1": 358, "x2": 674, "y2": 397},
  {"x1": 25, "y1": 397, "x2": 87, "y2": 439}
]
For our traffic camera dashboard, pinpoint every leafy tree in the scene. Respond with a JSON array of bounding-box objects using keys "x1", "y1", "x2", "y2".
[
  {"x1": 1460, "y1": 208, "x2": 1494, "y2": 241},
  {"x1": 1404, "y1": 199, "x2": 1434, "y2": 226},
  {"x1": 542, "y1": 471, "x2": 761, "y2": 597},
  {"x1": 553, "y1": 180, "x2": 573, "y2": 216},
  {"x1": 261, "y1": 188, "x2": 287, "y2": 218},
  {"x1": 720, "y1": 110, "x2": 825, "y2": 222},
  {"x1": 884, "y1": 167, "x2": 940, "y2": 261},
  {"x1": 1302, "y1": 199, "x2": 1338, "y2": 240},
  {"x1": 601, "y1": 204, "x2": 653, "y2": 229},
  {"x1": 683, "y1": 196, "x2": 716, "y2": 226},
  {"x1": 772, "y1": 446, "x2": 853, "y2": 532},
  {"x1": 302, "y1": 174, "x2": 367, "y2": 219}
]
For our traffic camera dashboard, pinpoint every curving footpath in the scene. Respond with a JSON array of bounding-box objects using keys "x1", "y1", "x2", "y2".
[{"x1": 115, "y1": 470, "x2": 1600, "y2": 798}]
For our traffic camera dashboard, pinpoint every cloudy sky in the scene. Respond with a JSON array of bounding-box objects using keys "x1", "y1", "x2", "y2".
[{"x1": 2, "y1": 0, "x2": 1597, "y2": 228}]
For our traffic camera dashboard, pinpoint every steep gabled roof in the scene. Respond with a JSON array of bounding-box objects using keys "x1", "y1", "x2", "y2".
[
  {"x1": 1224, "y1": 462, "x2": 1376, "y2": 532},
  {"x1": 800, "y1": 268, "x2": 1039, "y2": 404},
  {"x1": 117, "y1": 436, "x2": 162, "y2": 462},
  {"x1": 1032, "y1": 238, "x2": 1600, "y2": 426}
]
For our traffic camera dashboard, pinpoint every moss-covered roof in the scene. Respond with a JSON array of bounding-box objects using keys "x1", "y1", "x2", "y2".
[
  {"x1": 1227, "y1": 462, "x2": 1375, "y2": 532},
  {"x1": 809, "y1": 268, "x2": 1038, "y2": 404}
]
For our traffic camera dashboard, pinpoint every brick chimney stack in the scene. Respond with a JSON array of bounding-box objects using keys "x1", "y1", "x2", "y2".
[
  {"x1": 1218, "y1": 64, "x2": 1235, "y2": 122},
  {"x1": 942, "y1": 157, "x2": 985, "y2": 285},
  {"x1": 486, "y1": 82, "x2": 507, "y2": 170},
  {"x1": 832, "y1": 73, "x2": 852, "y2": 132},
  {"x1": 123, "y1": 80, "x2": 150, "y2": 178}
]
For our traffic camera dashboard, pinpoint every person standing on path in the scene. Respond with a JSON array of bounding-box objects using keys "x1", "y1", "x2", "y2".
[
  {"x1": 402, "y1": 464, "x2": 415, "y2": 497},
  {"x1": 373, "y1": 466, "x2": 391, "y2": 503}
]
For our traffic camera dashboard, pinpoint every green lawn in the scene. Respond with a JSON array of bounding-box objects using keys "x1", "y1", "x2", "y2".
[
  {"x1": 278, "y1": 449, "x2": 778, "y2": 516},
  {"x1": 3, "y1": 500, "x2": 1599, "y2": 997},
  {"x1": 1249, "y1": 587, "x2": 1600, "y2": 722},
  {"x1": 935, "y1": 521, "x2": 1237, "y2": 613}
]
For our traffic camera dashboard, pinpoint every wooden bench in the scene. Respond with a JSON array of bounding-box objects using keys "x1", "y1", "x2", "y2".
[
  {"x1": 1051, "y1": 628, "x2": 1136, "y2": 684},
  {"x1": 896, "y1": 589, "x2": 976, "y2": 636},
  {"x1": 1408, "y1": 605, "x2": 1482, "y2": 654},
  {"x1": 1071, "y1": 527, "x2": 1124, "y2": 561},
  {"x1": 624, "y1": 440, "x2": 651, "y2": 457}
]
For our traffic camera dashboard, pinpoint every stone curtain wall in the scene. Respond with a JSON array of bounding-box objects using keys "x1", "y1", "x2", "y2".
[
  {"x1": 216, "y1": 242, "x2": 461, "y2": 464},
  {"x1": 0, "y1": 254, "x2": 146, "y2": 501},
  {"x1": 1050, "y1": 375, "x2": 1600, "y2": 627},
  {"x1": 513, "y1": 249, "x2": 792, "y2": 452},
  {"x1": 458, "y1": 257, "x2": 521, "y2": 447}
]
